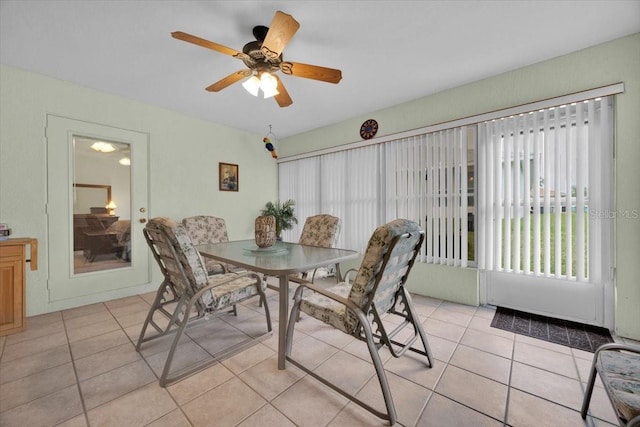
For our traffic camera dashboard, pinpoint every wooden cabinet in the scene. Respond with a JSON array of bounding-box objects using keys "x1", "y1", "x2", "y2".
[{"x1": 0, "y1": 238, "x2": 37, "y2": 336}]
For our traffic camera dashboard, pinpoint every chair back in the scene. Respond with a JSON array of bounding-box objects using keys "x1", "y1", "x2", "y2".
[
  {"x1": 298, "y1": 214, "x2": 341, "y2": 248},
  {"x1": 346, "y1": 219, "x2": 424, "y2": 327},
  {"x1": 182, "y1": 215, "x2": 230, "y2": 245},
  {"x1": 144, "y1": 217, "x2": 213, "y2": 307}
]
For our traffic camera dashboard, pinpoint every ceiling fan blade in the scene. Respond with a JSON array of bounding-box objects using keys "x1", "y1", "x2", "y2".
[
  {"x1": 273, "y1": 75, "x2": 293, "y2": 107},
  {"x1": 172, "y1": 31, "x2": 247, "y2": 59},
  {"x1": 261, "y1": 11, "x2": 300, "y2": 60},
  {"x1": 205, "y1": 70, "x2": 251, "y2": 92},
  {"x1": 280, "y1": 61, "x2": 342, "y2": 84}
]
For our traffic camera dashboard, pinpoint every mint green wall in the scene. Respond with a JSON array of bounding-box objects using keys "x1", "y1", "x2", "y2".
[
  {"x1": 0, "y1": 65, "x2": 278, "y2": 315},
  {"x1": 279, "y1": 34, "x2": 640, "y2": 340}
]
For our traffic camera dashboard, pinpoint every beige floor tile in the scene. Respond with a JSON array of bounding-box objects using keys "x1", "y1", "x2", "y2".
[
  {"x1": 385, "y1": 349, "x2": 444, "y2": 390},
  {"x1": 507, "y1": 388, "x2": 586, "y2": 427},
  {"x1": 341, "y1": 336, "x2": 393, "y2": 365},
  {"x1": 62, "y1": 302, "x2": 109, "y2": 320},
  {"x1": 313, "y1": 350, "x2": 376, "y2": 395},
  {"x1": 417, "y1": 392, "x2": 503, "y2": 426},
  {"x1": 440, "y1": 301, "x2": 478, "y2": 316},
  {"x1": 449, "y1": 344, "x2": 512, "y2": 384},
  {"x1": 236, "y1": 404, "x2": 297, "y2": 427},
  {"x1": 146, "y1": 408, "x2": 192, "y2": 427},
  {"x1": 2, "y1": 288, "x2": 625, "y2": 427},
  {"x1": 69, "y1": 328, "x2": 130, "y2": 360},
  {"x1": 74, "y1": 342, "x2": 141, "y2": 381},
  {"x1": 56, "y1": 414, "x2": 88, "y2": 427},
  {"x1": 467, "y1": 314, "x2": 515, "y2": 340},
  {"x1": 0, "y1": 362, "x2": 76, "y2": 412},
  {"x1": 143, "y1": 340, "x2": 214, "y2": 379},
  {"x1": 474, "y1": 305, "x2": 497, "y2": 320},
  {"x1": 79, "y1": 359, "x2": 157, "y2": 410},
  {"x1": 435, "y1": 365, "x2": 507, "y2": 420},
  {"x1": 24, "y1": 311, "x2": 63, "y2": 327},
  {"x1": 513, "y1": 340, "x2": 579, "y2": 379},
  {"x1": 356, "y1": 370, "x2": 432, "y2": 427},
  {"x1": 238, "y1": 356, "x2": 304, "y2": 401},
  {"x1": 104, "y1": 295, "x2": 147, "y2": 310},
  {"x1": 429, "y1": 307, "x2": 473, "y2": 327},
  {"x1": 460, "y1": 328, "x2": 514, "y2": 359},
  {"x1": 425, "y1": 334, "x2": 458, "y2": 363},
  {"x1": 288, "y1": 334, "x2": 339, "y2": 370},
  {"x1": 4, "y1": 317, "x2": 65, "y2": 346},
  {"x1": 0, "y1": 344, "x2": 70, "y2": 384},
  {"x1": 182, "y1": 377, "x2": 266, "y2": 427},
  {"x1": 510, "y1": 362, "x2": 583, "y2": 410},
  {"x1": 422, "y1": 317, "x2": 466, "y2": 342},
  {"x1": 63, "y1": 310, "x2": 115, "y2": 331},
  {"x1": 273, "y1": 376, "x2": 348, "y2": 427},
  {"x1": 221, "y1": 342, "x2": 275, "y2": 374},
  {"x1": 309, "y1": 324, "x2": 354, "y2": 349},
  {"x1": 168, "y1": 363, "x2": 235, "y2": 405},
  {"x1": 87, "y1": 382, "x2": 176, "y2": 426},
  {"x1": 65, "y1": 317, "x2": 121, "y2": 343},
  {"x1": 0, "y1": 385, "x2": 83, "y2": 427},
  {"x1": 1, "y1": 331, "x2": 68, "y2": 363},
  {"x1": 328, "y1": 401, "x2": 390, "y2": 426},
  {"x1": 514, "y1": 333, "x2": 573, "y2": 355}
]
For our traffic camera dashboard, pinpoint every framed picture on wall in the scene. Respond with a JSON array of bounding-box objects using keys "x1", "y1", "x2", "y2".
[{"x1": 219, "y1": 162, "x2": 239, "y2": 192}]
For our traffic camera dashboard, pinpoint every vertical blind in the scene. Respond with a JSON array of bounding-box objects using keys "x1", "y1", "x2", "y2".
[
  {"x1": 477, "y1": 96, "x2": 613, "y2": 281},
  {"x1": 279, "y1": 129, "x2": 472, "y2": 266}
]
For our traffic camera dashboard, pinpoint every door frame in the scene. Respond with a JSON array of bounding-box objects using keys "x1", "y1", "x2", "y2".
[{"x1": 46, "y1": 114, "x2": 152, "y2": 305}]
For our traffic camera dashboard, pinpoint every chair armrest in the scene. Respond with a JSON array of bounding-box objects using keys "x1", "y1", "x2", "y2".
[
  {"x1": 296, "y1": 281, "x2": 360, "y2": 312},
  {"x1": 594, "y1": 342, "x2": 640, "y2": 358},
  {"x1": 343, "y1": 268, "x2": 358, "y2": 285},
  {"x1": 192, "y1": 271, "x2": 263, "y2": 302}
]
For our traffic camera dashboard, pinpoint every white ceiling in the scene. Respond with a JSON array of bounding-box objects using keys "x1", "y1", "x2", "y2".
[{"x1": 1, "y1": 1, "x2": 639, "y2": 139}]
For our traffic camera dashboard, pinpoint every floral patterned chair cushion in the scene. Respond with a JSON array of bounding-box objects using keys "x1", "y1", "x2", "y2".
[
  {"x1": 182, "y1": 215, "x2": 231, "y2": 275},
  {"x1": 292, "y1": 214, "x2": 342, "y2": 282},
  {"x1": 298, "y1": 214, "x2": 341, "y2": 248},
  {"x1": 300, "y1": 219, "x2": 422, "y2": 333},
  {"x1": 582, "y1": 342, "x2": 640, "y2": 426},
  {"x1": 146, "y1": 217, "x2": 264, "y2": 310}
]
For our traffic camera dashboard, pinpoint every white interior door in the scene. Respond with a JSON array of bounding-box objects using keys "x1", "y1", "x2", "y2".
[
  {"x1": 46, "y1": 115, "x2": 150, "y2": 303},
  {"x1": 479, "y1": 96, "x2": 614, "y2": 328}
]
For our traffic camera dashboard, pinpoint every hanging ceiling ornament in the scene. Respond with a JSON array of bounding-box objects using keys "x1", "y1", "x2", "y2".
[{"x1": 263, "y1": 125, "x2": 278, "y2": 159}]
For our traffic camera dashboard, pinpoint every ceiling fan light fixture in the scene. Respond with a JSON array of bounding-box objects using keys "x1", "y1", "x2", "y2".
[
  {"x1": 259, "y1": 72, "x2": 279, "y2": 98},
  {"x1": 242, "y1": 75, "x2": 260, "y2": 96},
  {"x1": 90, "y1": 141, "x2": 116, "y2": 153}
]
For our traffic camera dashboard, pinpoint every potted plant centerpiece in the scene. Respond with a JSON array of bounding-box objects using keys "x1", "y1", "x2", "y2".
[{"x1": 260, "y1": 199, "x2": 298, "y2": 241}]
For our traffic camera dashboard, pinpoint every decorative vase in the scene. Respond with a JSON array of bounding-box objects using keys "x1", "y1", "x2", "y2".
[{"x1": 255, "y1": 215, "x2": 276, "y2": 248}]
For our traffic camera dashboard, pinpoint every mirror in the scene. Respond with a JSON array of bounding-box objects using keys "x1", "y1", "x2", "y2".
[
  {"x1": 72, "y1": 137, "x2": 131, "y2": 274},
  {"x1": 73, "y1": 184, "x2": 111, "y2": 214}
]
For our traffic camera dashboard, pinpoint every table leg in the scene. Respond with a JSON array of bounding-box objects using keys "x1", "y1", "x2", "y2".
[{"x1": 278, "y1": 274, "x2": 289, "y2": 370}]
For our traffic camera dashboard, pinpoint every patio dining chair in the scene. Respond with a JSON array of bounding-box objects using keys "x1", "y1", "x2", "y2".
[
  {"x1": 291, "y1": 214, "x2": 342, "y2": 283},
  {"x1": 182, "y1": 215, "x2": 238, "y2": 275},
  {"x1": 285, "y1": 219, "x2": 433, "y2": 426},
  {"x1": 581, "y1": 342, "x2": 640, "y2": 426},
  {"x1": 137, "y1": 217, "x2": 271, "y2": 387}
]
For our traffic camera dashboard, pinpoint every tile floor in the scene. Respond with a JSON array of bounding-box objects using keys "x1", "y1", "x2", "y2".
[{"x1": 1, "y1": 277, "x2": 635, "y2": 427}]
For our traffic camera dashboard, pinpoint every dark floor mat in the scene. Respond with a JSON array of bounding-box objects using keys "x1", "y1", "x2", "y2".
[{"x1": 490, "y1": 307, "x2": 613, "y2": 353}]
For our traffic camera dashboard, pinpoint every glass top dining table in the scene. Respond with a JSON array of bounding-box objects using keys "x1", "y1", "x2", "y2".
[{"x1": 195, "y1": 240, "x2": 359, "y2": 369}]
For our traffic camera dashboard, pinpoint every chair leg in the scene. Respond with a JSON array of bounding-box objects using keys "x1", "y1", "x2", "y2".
[
  {"x1": 359, "y1": 312, "x2": 398, "y2": 426},
  {"x1": 402, "y1": 288, "x2": 434, "y2": 366},
  {"x1": 158, "y1": 295, "x2": 195, "y2": 387},
  {"x1": 581, "y1": 359, "x2": 599, "y2": 419},
  {"x1": 136, "y1": 279, "x2": 175, "y2": 351}
]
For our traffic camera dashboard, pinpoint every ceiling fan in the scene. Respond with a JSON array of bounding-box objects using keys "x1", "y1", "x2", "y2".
[{"x1": 172, "y1": 11, "x2": 342, "y2": 108}]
